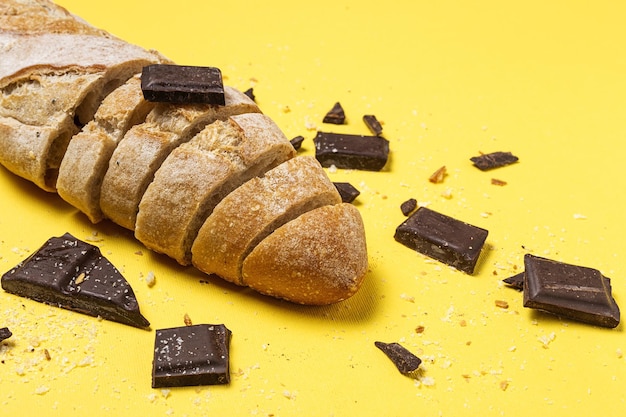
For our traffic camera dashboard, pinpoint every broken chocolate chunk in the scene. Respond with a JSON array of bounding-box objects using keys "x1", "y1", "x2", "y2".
[
  {"x1": 470, "y1": 151, "x2": 518, "y2": 171},
  {"x1": 141, "y1": 64, "x2": 225, "y2": 105},
  {"x1": 523, "y1": 254, "x2": 620, "y2": 328},
  {"x1": 322, "y1": 102, "x2": 346, "y2": 124},
  {"x1": 394, "y1": 207, "x2": 488, "y2": 274},
  {"x1": 0, "y1": 327, "x2": 11, "y2": 342},
  {"x1": 375, "y1": 341, "x2": 421, "y2": 375},
  {"x1": 333, "y1": 182, "x2": 360, "y2": 203},
  {"x1": 400, "y1": 198, "x2": 417, "y2": 216},
  {"x1": 290, "y1": 135, "x2": 305, "y2": 151},
  {"x1": 363, "y1": 114, "x2": 383, "y2": 136},
  {"x1": 1, "y1": 233, "x2": 149, "y2": 329},
  {"x1": 314, "y1": 131, "x2": 389, "y2": 171},
  {"x1": 152, "y1": 324, "x2": 231, "y2": 388},
  {"x1": 243, "y1": 87, "x2": 255, "y2": 102},
  {"x1": 503, "y1": 272, "x2": 525, "y2": 291}
]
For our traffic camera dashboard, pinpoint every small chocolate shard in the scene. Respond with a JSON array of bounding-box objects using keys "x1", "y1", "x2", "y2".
[
  {"x1": 363, "y1": 114, "x2": 383, "y2": 136},
  {"x1": 470, "y1": 151, "x2": 518, "y2": 171},
  {"x1": 503, "y1": 272, "x2": 525, "y2": 291},
  {"x1": 323, "y1": 102, "x2": 346, "y2": 124},
  {"x1": 333, "y1": 182, "x2": 360, "y2": 203},
  {"x1": 152, "y1": 324, "x2": 232, "y2": 388},
  {"x1": 375, "y1": 341, "x2": 421, "y2": 375},
  {"x1": 243, "y1": 87, "x2": 255, "y2": 102},
  {"x1": 141, "y1": 64, "x2": 225, "y2": 105},
  {"x1": 290, "y1": 135, "x2": 305, "y2": 151},
  {"x1": 394, "y1": 207, "x2": 488, "y2": 274},
  {"x1": 0, "y1": 327, "x2": 12, "y2": 342},
  {"x1": 314, "y1": 131, "x2": 389, "y2": 171},
  {"x1": 1, "y1": 233, "x2": 150, "y2": 329},
  {"x1": 400, "y1": 198, "x2": 417, "y2": 216},
  {"x1": 523, "y1": 254, "x2": 620, "y2": 328}
]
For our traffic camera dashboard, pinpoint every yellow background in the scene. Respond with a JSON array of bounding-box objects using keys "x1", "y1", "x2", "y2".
[{"x1": 1, "y1": 0, "x2": 625, "y2": 415}]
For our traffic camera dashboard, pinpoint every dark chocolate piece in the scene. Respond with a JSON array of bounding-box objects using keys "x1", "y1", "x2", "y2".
[
  {"x1": 523, "y1": 254, "x2": 620, "y2": 328},
  {"x1": 0, "y1": 327, "x2": 11, "y2": 342},
  {"x1": 322, "y1": 102, "x2": 346, "y2": 124},
  {"x1": 141, "y1": 64, "x2": 225, "y2": 105},
  {"x1": 400, "y1": 198, "x2": 417, "y2": 216},
  {"x1": 363, "y1": 114, "x2": 383, "y2": 136},
  {"x1": 375, "y1": 341, "x2": 421, "y2": 375},
  {"x1": 290, "y1": 135, "x2": 305, "y2": 151},
  {"x1": 152, "y1": 324, "x2": 231, "y2": 388},
  {"x1": 314, "y1": 132, "x2": 389, "y2": 171},
  {"x1": 1, "y1": 233, "x2": 149, "y2": 329},
  {"x1": 333, "y1": 182, "x2": 360, "y2": 203},
  {"x1": 243, "y1": 87, "x2": 255, "y2": 102},
  {"x1": 394, "y1": 207, "x2": 488, "y2": 274},
  {"x1": 470, "y1": 151, "x2": 518, "y2": 171},
  {"x1": 503, "y1": 272, "x2": 524, "y2": 291}
]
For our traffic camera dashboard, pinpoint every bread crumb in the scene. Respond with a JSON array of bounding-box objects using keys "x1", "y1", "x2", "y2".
[
  {"x1": 500, "y1": 380, "x2": 510, "y2": 391},
  {"x1": 161, "y1": 389, "x2": 171, "y2": 399},
  {"x1": 491, "y1": 178, "x2": 507, "y2": 186},
  {"x1": 282, "y1": 390, "x2": 297, "y2": 400},
  {"x1": 495, "y1": 300, "x2": 509, "y2": 309},
  {"x1": 400, "y1": 293, "x2": 415, "y2": 303},
  {"x1": 34, "y1": 385, "x2": 50, "y2": 395},
  {"x1": 146, "y1": 271, "x2": 156, "y2": 288},
  {"x1": 75, "y1": 272, "x2": 86, "y2": 285},
  {"x1": 415, "y1": 325, "x2": 425, "y2": 334},
  {"x1": 43, "y1": 349, "x2": 51, "y2": 361},
  {"x1": 84, "y1": 231, "x2": 103, "y2": 242},
  {"x1": 573, "y1": 213, "x2": 587, "y2": 220},
  {"x1": 538, "y1": 332, "x2": 556, "y2": 348},
  {"x1": 617, "y1": 348, "x2": 623, "y2": 359},
  {"x1": 429, "y1": 166, "x2": 446, "y2": 183},
  {"x1": 440, "y1": 188, "x2": 453, "y2": 199},
  {"x1": 184, "y1": 313, "x2": 193, "y2": 326}
]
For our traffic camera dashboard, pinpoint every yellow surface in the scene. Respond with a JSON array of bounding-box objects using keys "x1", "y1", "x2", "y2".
[{"x1": 1, "y1": 1, "x2": 625, "y2": 415}]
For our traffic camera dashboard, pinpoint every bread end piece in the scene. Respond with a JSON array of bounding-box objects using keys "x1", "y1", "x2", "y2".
[{"x1": 241, "y1": 203, "x2": 368, "y2": 305}]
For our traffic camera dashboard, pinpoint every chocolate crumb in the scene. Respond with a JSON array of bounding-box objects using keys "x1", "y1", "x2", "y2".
[
  {"x1": 333, "y1": 182, "x2": 360, "y2": 203},
  {"x1": 375, "y1": 341, "x2": 421, "y2": 375},
  {"x1": 323, "y1": 102, "x2": 346, "y2": 124},
  {"x1": 290, "y1": 135, "x2": 305, "y2": 151},
  {"x1": 429, "y1": 166, "x2": 447, "y2": 183},
  {"x1": 0, "y1": 327, "x2": 11, "y2": 342},
  {"x1": 400, "y1": 198, "x2": 417, "y2": 216},
  {"x1": 363, "y1": 114, "x2": 383, "y2": 136},
  {"x1": 470, "y1": 151, "x2": 518, "y2": 171}
]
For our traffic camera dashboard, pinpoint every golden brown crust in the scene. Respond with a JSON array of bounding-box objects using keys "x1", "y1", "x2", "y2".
[
  {"x1": 191, "y1": 156, "x2": 342, "y2": 285},
  {"x1": 242, "y1": 204, "x2": 368, "y2": 305},
  {"x1": 99, "y1": 86, "x2": 260, "y2": 230},
  {"x1": 135, "y1": 114, "x2": 295, "y2": 265}
]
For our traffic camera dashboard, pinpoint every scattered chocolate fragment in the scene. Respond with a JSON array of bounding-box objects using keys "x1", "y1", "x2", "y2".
[
  {"x1": 503, "y1": 272, "x2": 524, "y2": 291},
  {"x1": 429, "y1": 166, "x2": 447, "y2": 183},
  {"x1": 523, "y1": 254, "x2": 620, "y2": 328},
  {"x1": 322, "y1": 102, "x2": 346, "y2": 124},
  {"x1": 1, "y1": 233, "x2": 150, "y2": 329},
  {"x1": 470, "y1": 151, "x2": 518, "y2": 171},
  {"x1": 0, "y1": 327, "x2": 11, "y2": 342},
  {"x1": 141, "y1": 64, "x2": 225, "y2": 105},
  {"x1": 152, "y1": 324, "x2": 232, "y2": 388},
  {"x1": 394, "y1": 207, "x2": 488, "y2": 274},
  {"x1": 333, "y1": 182, "x2": 360, "y2": 203},
  {"x1": 363, "y1": 114, "x2": 383, "y2": 136},
  {"x1": 375, "y1": 341, "x2": 421, "y2": 375},
  {"x1": 400, "y1": 198, "x2": 417, "y2": 216},
  {"x1": 491, "y1": 178, "x2": 508, "y2": 186},
  {"x1": 290, "y1": 135, "x2": 305, "y2": 151},
  {"x1": 314, "y1": 131, "x2": 389, "y2": 171},
  {"x1": 243, "y1": 87, "x2": 255, "y2": 102}
]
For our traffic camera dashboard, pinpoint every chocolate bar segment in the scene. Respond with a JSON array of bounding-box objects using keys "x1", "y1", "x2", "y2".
[
  {"x1": 141, "y1": 64, "x2": 225, "y2": 105},
  {"x1": 523, "y1": 254, "x2": 620, "y2": 328},
  {"x1": 1, "y1": 233, "x2": 149, "y2": 329},
  {"x1": 0, "y1": 327, "x2": 11, "y2": 342},
  {"x1": 323, "y1": 102, "x2": 346, "y2": 124},
  {"x1": 152, "y1": 324, "x2": 232, "y2": 388},
  {"x1": 394, "y1": 207, "x2": 488, "y2": 274},
  {"x1": 375, "y1": 341, "x2": 421, "y2": 375},
  {"x1": 314, "y1": 132, "x2": 389, "y2": 171},
  {"x1": 333, "y1": 182, "x2": 360, "y2": 203},
  {"x1": 470, "y1": 151, "x2": 518, "y2": 171}
]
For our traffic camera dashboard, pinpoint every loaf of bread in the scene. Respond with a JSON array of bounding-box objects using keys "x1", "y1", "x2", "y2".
[{"x1": 0, "y1": 0, "x2": 368, "y2": 305}]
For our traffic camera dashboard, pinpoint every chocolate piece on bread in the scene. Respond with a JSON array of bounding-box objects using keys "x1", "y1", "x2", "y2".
[
  {"x1": 99, "y1": 86, "x2": 260, "y2": 230},
  {"x1": 191, "y1": 156, "x2": 342, "y2": 286},
  {"x1": 135, "y1": 113, "x2": 295, "y2": 265},
  {"x1": 141, "y1": 64, "x2": 226, "y2": 105}
]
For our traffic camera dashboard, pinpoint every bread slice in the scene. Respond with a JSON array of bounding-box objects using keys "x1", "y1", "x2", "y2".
[
  {"x1": 0, "y1": 31, "x2": 167, "y2": 191},
  {"x1": 135, "y1": 113, "x2": 295, "y2": 265},
  {"x1": 56, "y1": 74, "x2": 155, "y2": 222},
  {"x1": 241, "y1": 203, "x2": 368, "y2": 305},
  {"x1": 99, "y1": 86, "x2": 260, "y2": 230},
  {"x1": 191, "y1": 156, "x2": 342, "y2": 285}
]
